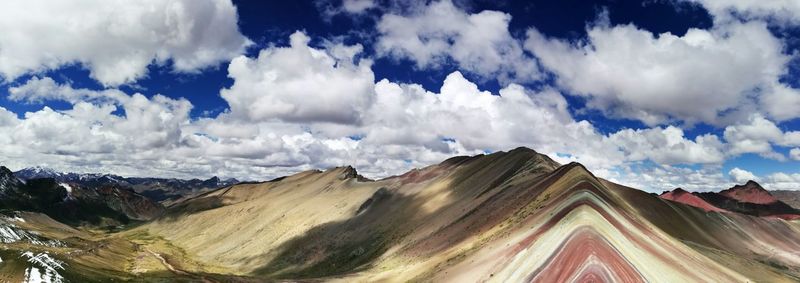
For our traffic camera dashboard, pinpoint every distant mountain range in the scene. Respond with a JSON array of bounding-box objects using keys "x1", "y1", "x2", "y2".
[
  {"x1": 1, "y1": 166, "x2": 162, "y2": 227},
  {"x1": 660, "y1": 180, "x2": 800, "y2": 220},
  {"x1": 13, "y1": 166, "x2": 239, "y2": 206}
]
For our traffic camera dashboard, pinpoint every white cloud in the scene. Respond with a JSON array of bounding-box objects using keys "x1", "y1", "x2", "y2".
[
  {"x1": 790, "y1": 148, "x2": 800, "y2": 161},
  {"x1": 376, "y1": 0, "x2": 539, "y2": 83},
  {"x1": 365, "y1": 71, "x2": 623, "y2": 170},
  {"x1": 0, "y1": 0, "x2": 251, "y2": 86},
  {"x1": 217, "y1": 32, "x2": 628, "y2": 173},
  {"x1": 608, "y1": 126, "x2": 725, "y2": 164},
  {"x1": 763, "y1": 172, "x2": 800, "y2": 190},
  {"x1": 729, "y1": 167, "x2": 758, "y2": 183},
  {"x1": 221, "y1": 31, "x2": 375, "y2": 125},
  {"x1": 0, "y1": 47, "x2": 610, "y2": 180},
  {"x1": 683, "y1": 0, "x2": 800, "y2": 25},
  {"x1": 609, "y1": 164, "x2": 731, "y2": 192},
  {"x1": 9, "y1": 77, "x2": 128, "y2": 104},
  {"x1": 342, "y1": 0, "x2": 375, "y2": 13},
  {"x1": 783, "y1": 131, "x2": 800, "y2": 147},
  {"x1": 0, "y1": 107, "x2": 19, "y2": 128},
  {"x1": 525, "y1": 20, "x2": 798, "y2": 126},
  {"x1": 760, "y1": 83, "x2": 800, "y2": 122},
  {"x1": 720, "y1": 114, "x2": 800, "y2": 160},
  {"x1": 723, "y1": 114, "x2": 783, "y2": 155}
]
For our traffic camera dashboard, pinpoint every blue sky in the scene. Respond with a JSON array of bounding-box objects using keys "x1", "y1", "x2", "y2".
[{"x1": 0, "y1": 0, "x2": 798, "y2": 191}]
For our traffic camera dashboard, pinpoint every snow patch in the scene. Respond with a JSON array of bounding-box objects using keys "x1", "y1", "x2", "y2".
[
  {"x1": 0, "y1": 221, "x2": 64, "y2": 247},
  {"x1": 22, "y1": 252, "x2": 65, "y2": 283},
  {"x1": 0, "y1": 224, "x2": 24, "y2": 243},
  {"x1": 58, "y1": 183, "x2": 72, "y2": 193}
]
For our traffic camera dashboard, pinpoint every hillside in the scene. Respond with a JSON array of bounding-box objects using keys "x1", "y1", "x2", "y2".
[
  {"x1": 660, "y1": 184, "x2": 800, "y2": 221},
  {"x1": 720, "y1": 180, "x2": 781, "y2": 204},
  {"x1": 137, "y1": 148, "x2": 800, "y2": 281},
  {"x1": 773, "y1": 190, "x2": 800, "y2": 210},
  {"x1": 660, "y1": 188, "x2": 726, "y2": 212},
  {"x1": 2, "y1": 148, "x2": 800, "y2": 281}
]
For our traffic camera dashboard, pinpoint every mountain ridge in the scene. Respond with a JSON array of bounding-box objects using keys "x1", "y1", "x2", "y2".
[
  {"x1": 2, "y1": 148, "x2": 800, "y2": 281},
  {"x1": 659, "y1": 180, "x2": 800, "y2": 220},
  {"x1": 14, "y1": 167, "x2": 239, "y2": 206},
  {"x1": 138, "y1": 148, "x2": 800, "y2": 281}
]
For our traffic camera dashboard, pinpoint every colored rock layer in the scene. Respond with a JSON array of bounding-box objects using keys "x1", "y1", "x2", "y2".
[
  {"x1": 660, "y1": 188, "x2": 726, "y2": 212},
  {"x1": 721, "y1": 180, "x2": 780, "y2": 204},
  {"x1": 660, "y1": 181, "x2": 800, "y2": 220}
]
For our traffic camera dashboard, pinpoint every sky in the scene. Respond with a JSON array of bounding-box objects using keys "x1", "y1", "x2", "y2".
[{"x1": 0, "y1": 0, "x2": 799, "y2": 192}]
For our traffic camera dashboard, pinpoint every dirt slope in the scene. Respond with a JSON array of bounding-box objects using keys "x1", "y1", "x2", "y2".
[
  {"x1": 139, "y1": 148, "x2": 800, "y2": 282},
  {"x1": 660, "y1": 188, "x2": 726, "y2": 212}
]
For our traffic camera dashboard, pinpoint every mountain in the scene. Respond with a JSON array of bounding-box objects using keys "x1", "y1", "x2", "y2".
[
  {"x1": 660, "y1": 188, "x2": 726, "y2": 212},
  {"x1": 2, "y1": 148, "x2": 800, "y2": 281},
  {"x1": 772, "y1": 190, "x2": 800, "y2": 210},
  {"x1": 136, "y1": 147, "x2": 800, "y2": 281},
  {"x1": 14, "y1": 167, "x2": 238, "y2": 206},
  {"x1": 13, "y1": 166, "x2": 66, "y2": 180},
  {"x1": 0, "y1": 166, "x2": 164, "y2": 226},
  {"x1": 0, "y1": 166, "x2": 25, "y2": 196},
  {"x1": 720, "y1": 180, "x2": 780, "y2": 204},
  {"x1": 659, "y1": 180, "x2": 800, "y2": 220},
  {"x1": 706, "y1": 183, "x2": 800, "y2": 219}
]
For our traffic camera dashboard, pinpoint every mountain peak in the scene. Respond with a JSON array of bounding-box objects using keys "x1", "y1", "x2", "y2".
[
  {"x1": 15, "y1": 166, "x2": 63, "y2": 180},
  {"x1": 1, "y1": 166, "x2": 25, "y2": 194},
  {"x1": 721, "y1": 180, "x2": 777, "y2": 205},
  {"x1": 660, "y1": 188, "x2": 726, "y2": 212},
  {"x1": 24, "y1": 166, "x2": 57, "y2": 174},
  {"x1": 336, "y1": 165, "x2": 358, "y2": 180},
  {"x1": 662, "y1": 188, "x2": 689, "y2": 196},
  {"x1": 509, "y1": 146, "x2": 538, "y2": 154},
  {"x1": 744, "y1": 180, "x2": 762, "y2": 187}
]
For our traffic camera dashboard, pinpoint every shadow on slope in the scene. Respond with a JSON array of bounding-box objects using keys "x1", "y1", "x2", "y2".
[{"x1": 251, "y1": 148, "x2": 561, "y2": 278}]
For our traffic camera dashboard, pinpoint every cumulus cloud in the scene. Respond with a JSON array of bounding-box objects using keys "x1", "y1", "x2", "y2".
[
  {"x1": 729, "y1": 167, "x2": 758, "y2": 183},
  {"x1": 608, "y1": 126, "x2": 725, "y2": 164},
  {"x1": 342, "y1": 0, "x2": 375, "y2": 13},
  {"x1": 612, "y1": 164, "x2": 731, "y2": 192},
  {"x1": 218, "y1": 31, "x2": 622, "y2": 171},
  {"x1": 0, "y1": 33, "x2": 600, "y2": 180},
  {"x1": 364, "y1": 71, "x2": 625, "y2": 170},
  {"x1": 0, "y1": 0, "x2": 251, "y2": 86},
  {"x1": 760, "y1": 83, "x2": 800, "y2": 122},
  {"x1": 764, "y1": 172, "x2": 800, "y2": 190},
  {"x1": 791, "y1": 148, "x2": 800, "y2": 161},
  {"x1": 0, "y1": 82, "x2": 196, "y2": 177},
  {"x1": 221, "y1": 31, "x2": 375, "y2": 125},
  {"x1": 376, "y1": 0, "x2": 539, "y2": 83},
  {"x1": 682, "y1": 0, "x2": 800, "y2": 25},
  {"x1": 525, "y1": 20, "x2": 799, "y2": 126},
  {"x1": 721, "y1": 114, "x2": 800, "y2": 160}
]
